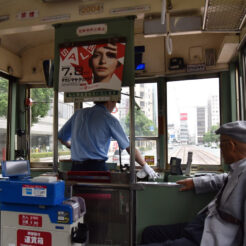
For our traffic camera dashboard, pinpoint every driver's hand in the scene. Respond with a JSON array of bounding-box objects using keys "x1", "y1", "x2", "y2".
[{"x1": 143, "y1": 163, "x2": 159, "y2": 180}]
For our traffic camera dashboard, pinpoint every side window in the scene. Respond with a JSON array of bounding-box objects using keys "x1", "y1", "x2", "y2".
[
  {"x1": 29, "y1": 89, "x2": 74, "y2": 163},
  {"x1": 108, "y1": 83, "x2": 158, "y2": 167},
  {"x1": 107, "y1": 90, "x2": 130, "y2": 165},
  {"x1": 135, "y1": 83, "x2": 158, "y2": 167},
  {"x1": 0, "y1": 77, "x2": 8, "y2": 161},
  {"x1": 167, "y1": 78, "x2": 220, "y2": 167},
  {"x1": 30, "y1": 88, "x2": 54, "y2": 163},
  {"x1": 58, "y1": 92, "x2": 74, "y2": 161}
]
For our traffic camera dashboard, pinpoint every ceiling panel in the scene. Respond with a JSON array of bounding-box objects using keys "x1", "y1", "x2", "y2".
[
  {"x1": 0, "y1": 29, "x2": 54, "y2": 55},
  {"x1": 203, "y1": 0, "x2": 246, "y2": 31}
]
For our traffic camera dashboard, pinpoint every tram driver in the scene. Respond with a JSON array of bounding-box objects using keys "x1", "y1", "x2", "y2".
[
  {"x1": 141, "y1": 121, "x2": 246, "y2": 246},
  {"x1": 58, "y1": 100, "x2": 158, "y2": 179}
]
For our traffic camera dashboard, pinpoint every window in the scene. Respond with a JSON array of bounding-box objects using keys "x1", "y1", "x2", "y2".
[
  {"x1": 107, "y1": 90, "x2": 130, "y2": 164},
  {"x1": 55, "y1": 83, "x2": 158, "y2": 167},
  {"x1": 108, "y1": 83, "x2": 158, "y2": 167},
  {"x1": 140, "y1": 101, "x2": 145, "y2": 107},
  {"x1": 83, "y1": 101, "x2": 94, "y2": 108},
  {"x1": 135, "y1": 83, "x2": 158, "y2": 166},
  {"x1": 167, "y1": 78, "x2": 220, "y2": 166},
  {"x1": 30, "y1": 88, "x2": 54, "y2": 163},
  {"x1": 58, "y1": 92, "x2": 74, "y2": 161},
  {"x1": 0, "y1": 77, "x2": 8, "y2": 161},
  {"x1": 134, "y1": 83, "x2": 158, "y2": 138}
]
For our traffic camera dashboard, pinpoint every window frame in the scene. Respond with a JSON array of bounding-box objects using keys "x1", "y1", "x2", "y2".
[
  {"x1": 24, "y1": 69, "x2": 238, "y2": 173},
  {"x1": 26, "y1": 84, "x2": 55, "y2": 169},
  {"x1": 165, "y1": 73, "x2": 225, "y2": 172},
  {"x1": 239, "y1": 45, "x2": 246, "y2": 120},
  {"x1": 0, "y1": 72, "x2": 11, "y2": 160},
  {"x1": 133, "y1": 80, "x2": 159, "y2": 169}
]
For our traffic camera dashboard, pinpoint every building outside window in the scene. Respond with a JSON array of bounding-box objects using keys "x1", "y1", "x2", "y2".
[
  {"x1": 167, "y1": 78, "x2": 220, "y2": 166},
  {"x1": 108, "y1": 83, "x2": 158, "y2": 167}
]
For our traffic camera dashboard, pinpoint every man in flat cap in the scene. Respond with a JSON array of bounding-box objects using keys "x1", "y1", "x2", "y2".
[{"x1": 141, "y1": 121, "x2": 246, "y2": 246}]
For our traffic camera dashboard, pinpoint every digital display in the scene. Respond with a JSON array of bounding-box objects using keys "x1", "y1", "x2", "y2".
[
  {"x1": 136, "y1": 63, "x2": 145, "y2": 70},
  {"x1": 1, "y1": 160, "x2": 30, "y2": 177}
]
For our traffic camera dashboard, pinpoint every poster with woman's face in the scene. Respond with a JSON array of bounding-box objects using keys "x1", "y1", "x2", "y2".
[{"x1": 59, "y1": 40, "x2": 126, "y2": 92}]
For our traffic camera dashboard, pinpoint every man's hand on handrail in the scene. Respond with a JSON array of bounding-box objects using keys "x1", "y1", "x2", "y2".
[{"x1": 176, "y1": 178, "x2": 194, "y2": 191}]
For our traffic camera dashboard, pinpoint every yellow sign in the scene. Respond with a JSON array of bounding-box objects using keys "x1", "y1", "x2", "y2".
[
  {"x1": 79, "y1": 3, "x2": 104, "y2": 15},
  {"x1": 145, "y1": 155, "x2": 154, "y2": 166}
]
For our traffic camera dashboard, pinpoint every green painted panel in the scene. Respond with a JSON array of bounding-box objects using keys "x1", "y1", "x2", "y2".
[
  {"x1": 10, "y1": 82, "x2": 17, "y2": 160},
  {"x1": 16, "y1": 84, "x2": 26, "y2": 131},
  {"x1": 220, "y1": 70, "x2": 237, "y2": 171},
  {"x1": 238, "y1": 51, "x2": 245, "y2": 119},
  {"x1": 157, "y1": 81, "x2": 166, "y2": 169},
  {"x1": 15, "y1": 84, "x2": 27, "y2": 158},
  {"x1": 136, "y1": 185, "x2": 215, "y2": 243},
  {"x1": 229, "y1": 63, "x2": 237, "y2": 121},
  {"x1": 220, "y1": 71, "x2": 236, "y2": 124},
  {"x1": 31, "y1": 171, "x2": 46, "y2": 178}
]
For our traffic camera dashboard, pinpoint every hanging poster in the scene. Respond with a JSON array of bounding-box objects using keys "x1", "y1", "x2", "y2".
[{"x1": 59, "y1": 38, "x2": 126, "y2": 93}]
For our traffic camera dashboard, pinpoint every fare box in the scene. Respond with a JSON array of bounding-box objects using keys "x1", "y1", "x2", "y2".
[{"x1": 0, "y1": 180, "x2": 64, "y2": 205}]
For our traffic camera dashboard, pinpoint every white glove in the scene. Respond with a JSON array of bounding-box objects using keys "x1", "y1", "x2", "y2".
[
  {"x1": 136, "y1": 168, "x2": 147, "y2": 179},
  {"x1": 142, "y1": 163, "x2": 159, "y2": 180}
]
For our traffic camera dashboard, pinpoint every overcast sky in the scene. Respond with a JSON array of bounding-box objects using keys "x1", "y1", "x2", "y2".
[{"x1": 167, "y1": 78, "x2": 220, "y2": 136}]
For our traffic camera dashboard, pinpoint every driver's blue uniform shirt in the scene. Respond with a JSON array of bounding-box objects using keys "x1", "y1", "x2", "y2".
[{"x1": 58, "y1": 104, "x2": 129, "y2": 161}]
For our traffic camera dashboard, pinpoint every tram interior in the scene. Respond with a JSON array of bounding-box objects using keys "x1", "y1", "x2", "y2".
[{"x1": 0, "y1": 0, "x2": 246, "y2": 245}]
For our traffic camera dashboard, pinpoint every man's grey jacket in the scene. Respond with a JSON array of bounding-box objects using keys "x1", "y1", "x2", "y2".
[{"x1": 194, "y1": 158, "x2": 246, "y2": 246}]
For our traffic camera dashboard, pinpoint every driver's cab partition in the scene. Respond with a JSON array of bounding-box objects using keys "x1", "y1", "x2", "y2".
[
  {"x1": 136, "y1": 183, "x2": 216, "y2": 243},
  {"x1": 67, "y1": 171, "x2": 131, "y2": 245}
]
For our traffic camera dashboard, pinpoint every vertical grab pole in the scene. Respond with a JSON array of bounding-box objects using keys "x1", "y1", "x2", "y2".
[
  {"x1": 130, "y1": 84, "x2": 136, "y2": 183},
  {"x1": 129, "y1": 84, "x2": 136, "y2": 245},
  {"x1": 53, "y1": 89, "x2": 58, "y2": 172}
]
